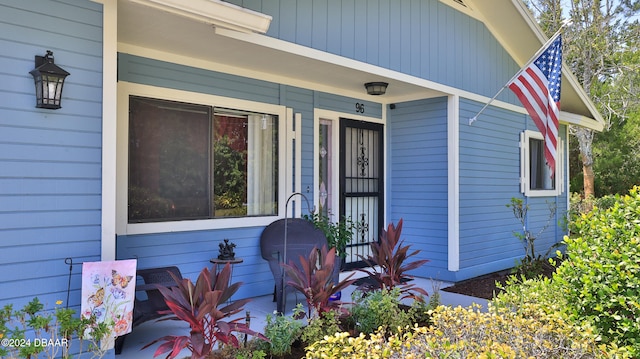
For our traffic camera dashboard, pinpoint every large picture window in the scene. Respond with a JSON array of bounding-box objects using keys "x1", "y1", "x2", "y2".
[
  {"x1": 520, "y1": 130, "x2": 563, "y2": 197},
  {"x1": 128, "y1": 96, "x2": 278, "y2": 223}
]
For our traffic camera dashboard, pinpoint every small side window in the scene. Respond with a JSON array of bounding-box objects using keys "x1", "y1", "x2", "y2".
[{"x1": 520, "y1": 130, "x2": 563, "y2": 196}]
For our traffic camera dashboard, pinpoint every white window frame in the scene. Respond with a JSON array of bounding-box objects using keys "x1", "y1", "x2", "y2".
[
  {"x1": 117, "y1": 82, "x2": 289, "y2": 235},
  {"x1": 520, "y1": 130, "x2": 564, "y2": 197}
]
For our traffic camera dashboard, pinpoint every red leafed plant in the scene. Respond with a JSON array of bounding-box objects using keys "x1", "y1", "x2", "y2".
[
  {"x1": 142, "y1": 264, "x2": 267, "y2": 359},
  {"x1": 283, "y1": 245, "x2": 356, "y2": 317},
  {"x1": 358, "y1": 218, "x2": 430, "y2": 300}
]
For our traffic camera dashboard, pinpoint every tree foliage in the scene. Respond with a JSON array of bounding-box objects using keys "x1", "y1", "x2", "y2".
[{"x1": 526, "y1": 0, "x2": 640, "y2": 197}]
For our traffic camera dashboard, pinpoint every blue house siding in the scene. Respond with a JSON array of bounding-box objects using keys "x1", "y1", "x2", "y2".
[
  {"x1": 116, "y1": 53, "x2": 383, "y2": 299},
  {"x1": 455, "y1": 98, "x2": 568, "y2": 280},
  {"x1": 387, "y1": 97, "x2": 450, "y2": 280},
  {"x1": 226, "y1": 0, "x2": 521, "y2": 101},
  {"x1": 116, "y1": 227, "x2": 275, "y2": 299},
  {"x1": 456, "y1": 100, "x2": 525, "y2": 279},
  {"x1": 0, "y1": 0, "x2": 103, "y2": 312}
]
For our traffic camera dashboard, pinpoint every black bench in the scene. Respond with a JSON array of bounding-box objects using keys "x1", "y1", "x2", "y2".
[{"x1": 115, "y1": 266, "x2": 183, "y2": 355}]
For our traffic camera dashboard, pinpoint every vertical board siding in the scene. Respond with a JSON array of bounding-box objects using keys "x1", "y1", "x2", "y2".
[
  {"x1": 117, "y1": 54, "x2": 383, "y2": 299},
  {"x1": 388, "y1": 98, "x2": 450, "y2": 280},
  {"x1": 226, "y1": 0, "x2": 521, "y2": 99},
  {"x1": 0, "y1": 0, "x2": 103, "y2": 312}
]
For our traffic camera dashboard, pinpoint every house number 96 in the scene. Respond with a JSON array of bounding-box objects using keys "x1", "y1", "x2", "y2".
[{"x1": 355, "y1": 103, "x2": 365, "y2": 113}]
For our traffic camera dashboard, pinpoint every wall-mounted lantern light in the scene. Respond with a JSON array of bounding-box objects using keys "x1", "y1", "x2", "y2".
[
  {"x1": 364, "y1": 82, "x2": 388, "y2": 96},
  {"x1": 29, "y1": 50, "x2": 70, "y2": 109}
]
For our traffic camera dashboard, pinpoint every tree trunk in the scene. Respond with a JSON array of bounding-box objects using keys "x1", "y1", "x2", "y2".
[
  {"x1": 574, "y1": 126, "x2": 595, "y2": 199},
  {"x1": 582, "y1": 162, "x2": 595, "y2": 198}
]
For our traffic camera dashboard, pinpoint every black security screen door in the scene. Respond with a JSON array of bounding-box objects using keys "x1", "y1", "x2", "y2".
[{"x1": 340, "y1": 119, "x2": 384, "y2": 269}]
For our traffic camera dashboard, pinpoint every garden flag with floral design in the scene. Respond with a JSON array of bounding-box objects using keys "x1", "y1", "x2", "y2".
[
  {"x1": 508, "y1": 34, "x2": 562, "y2": 176},
  {"x1": 81, "y1": 259, "x2": 137, "y2": 341}
]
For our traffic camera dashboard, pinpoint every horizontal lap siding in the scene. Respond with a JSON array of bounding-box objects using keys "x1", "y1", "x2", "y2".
[
  {"x1": 0, "y1": 0, "x2": 103, "y2": 310},
  {"x1": 226, "y1": 0, "x2": 520, "y2": 99},
  {"x1": 457, "y1": 100, "x2": 522, "y2": 275},
  {"x1": 388, "y1": 98, "x2": 449, "y2": 280},
  {"x1": 119, "y1": 54, "x2": 282, "y2": 105},
  {"x1": 456, "y1": 99, "x2": 568, "y2": 279},
  {"x1": 117, "y1": 227, "x2": 275, "y2": 298},
  {"x1": 519, "y1": 125, "x2": 569, "y2": 257}
]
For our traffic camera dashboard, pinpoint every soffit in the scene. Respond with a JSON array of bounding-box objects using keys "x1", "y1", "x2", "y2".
[{"x1": 464, "y1": 0, "x2": 604, "y2": 130}]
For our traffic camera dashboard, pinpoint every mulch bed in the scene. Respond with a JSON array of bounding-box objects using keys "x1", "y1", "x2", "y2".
[
  {"x1": 442, "y1": 261, "x2": 559, "y2": 300},
  {"x1": 441, "y1": 269, "x2": 511, "y2": 299}
]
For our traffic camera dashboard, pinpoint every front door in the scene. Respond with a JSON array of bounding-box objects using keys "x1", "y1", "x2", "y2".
[{"x1": 340, "y1": 119, "x2": 384, "y2": 269}]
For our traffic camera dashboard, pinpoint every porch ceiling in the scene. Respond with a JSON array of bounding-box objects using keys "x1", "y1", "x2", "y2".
[{"x1": 117, "y1": 0, "x2": 444, "y2": 104}]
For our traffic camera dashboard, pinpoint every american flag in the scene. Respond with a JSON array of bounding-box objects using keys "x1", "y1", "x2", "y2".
[{"x1": 508, "y1": 35, "x2": 562, "y2": 176}]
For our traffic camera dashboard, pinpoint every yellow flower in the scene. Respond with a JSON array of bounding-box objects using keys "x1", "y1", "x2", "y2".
[{"x1": 56, "y1": 300, "x2": 63, "y2": 305}]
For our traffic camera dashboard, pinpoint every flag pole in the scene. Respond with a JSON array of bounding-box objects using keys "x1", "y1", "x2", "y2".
[{"x1": 468, "y1": 21, "x2": 570, "y2": 125}]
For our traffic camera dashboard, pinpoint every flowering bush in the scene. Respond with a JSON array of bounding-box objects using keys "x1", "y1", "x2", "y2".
[
  {"x1": 305, "y1": 303, "x2": 618, "y2": 359},
  {"x1": 0, "y1": 297, "x2": 110, "y2": 359}
]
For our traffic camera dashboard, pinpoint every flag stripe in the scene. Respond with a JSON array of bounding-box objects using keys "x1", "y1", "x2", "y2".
[
  {"x1": 509, "y1": 69, "x2": 549, "y2": 137},
  {"x1": 508, "y1": 35, "x2": 562, "y2": 176}
]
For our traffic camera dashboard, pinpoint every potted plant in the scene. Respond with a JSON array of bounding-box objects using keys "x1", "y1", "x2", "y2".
[{"x1": 303, "y1": 212, "x2": 355, "y2": 287}]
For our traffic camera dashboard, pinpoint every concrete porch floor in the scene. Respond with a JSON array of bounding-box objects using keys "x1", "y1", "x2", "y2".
[{"x1": 116, "y1": 271, "x2": 487, "y2": 358}]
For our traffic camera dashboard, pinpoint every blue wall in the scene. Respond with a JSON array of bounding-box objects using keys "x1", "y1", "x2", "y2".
[
  {"x1": 387, "y1": 96, "x2": 569, "y2": 282},
  {"x1": 455, "y1": 98, "x2": 568, "y2": 280},
  {"x1": 0, "y1": 0, "x2": 103, "y2": 311},
  {"x1": 387, "y1": 97, "x2": 450, "y2": 280},
  {"x1": 117, "y1": 54, "x2": 382, "y2": 299}
]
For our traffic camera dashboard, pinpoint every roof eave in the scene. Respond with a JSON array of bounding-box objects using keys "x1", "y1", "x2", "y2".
[
  {"x1": 125, "y1": 0, "x2": 272, "y2": 34},
  {"x1": 467, "y1": 0, "x2": 606, "y2": 132}
]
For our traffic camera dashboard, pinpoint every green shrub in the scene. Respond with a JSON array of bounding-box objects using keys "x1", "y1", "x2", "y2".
[
  {"x1": 212, "y1": 338, "x2": 266, "y2": 359},
  {"x1": 260, "y1": 311, "x2": 304, "y2": 356},
  {"x1": 350, "y1": 287, "x2": 415, "y2": 335},
  {"x1": 0, "y1": 297, "x2": 110, "y2": 359},
  {"x1": 493, "y1": 274, "x2": 568, "y2": 319},
  {"x1": 555, "y1": 187, "x2": 640, "y2": 355},
  {"x1": 300, "y1": 308, "x2": 341, "y2": 346}
]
